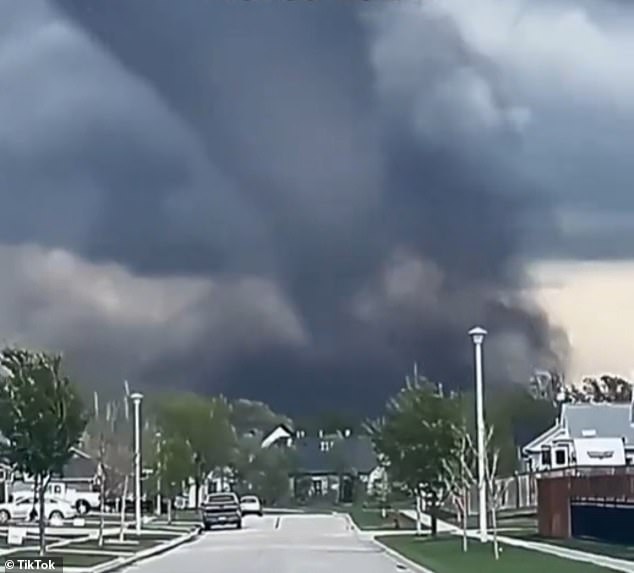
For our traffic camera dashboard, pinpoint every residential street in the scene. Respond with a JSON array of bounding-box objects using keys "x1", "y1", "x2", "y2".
[{"x1": 128, "y1": 514, "x2": 409, "y2": 573}]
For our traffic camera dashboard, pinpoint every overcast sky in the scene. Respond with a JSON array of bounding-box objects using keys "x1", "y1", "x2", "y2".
[{"x1": 0, "y1": 0, "x2": 630, "y2": 413}]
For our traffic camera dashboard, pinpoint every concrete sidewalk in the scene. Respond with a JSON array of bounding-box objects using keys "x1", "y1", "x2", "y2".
[{"x1": 399, "y1": 509, "x2": 634, "y2": 573}]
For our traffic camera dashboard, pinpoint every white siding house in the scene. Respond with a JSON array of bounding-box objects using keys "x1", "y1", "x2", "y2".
[{"x1": 522, "y1": 403, "x2": 634, "y2": 472}]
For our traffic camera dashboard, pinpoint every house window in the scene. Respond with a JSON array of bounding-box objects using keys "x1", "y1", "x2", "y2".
[
  {"x1": 555, "y1": 449, "x2": 566, "y2": 466},
  {"x1": 320, "y1": 441, "x2": 333, "y2": 452},
  {"x1": 541, "y1": 449, "x2": 551, "y2": 467}
]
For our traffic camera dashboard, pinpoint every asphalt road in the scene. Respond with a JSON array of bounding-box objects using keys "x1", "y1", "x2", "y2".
[{"x1": 129, "y1": 514, "x2": 413, "y2": 572}]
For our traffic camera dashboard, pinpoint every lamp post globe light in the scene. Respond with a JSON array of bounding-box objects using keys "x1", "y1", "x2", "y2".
[
  {"x1": 468, "y1": 326, "x2": 488, "y2": 543},
  {"x1": 130, "y1": 392, "x2": 144, "y2": 535}
]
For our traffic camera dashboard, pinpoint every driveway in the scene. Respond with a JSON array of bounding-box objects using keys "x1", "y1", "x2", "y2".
[{"x1": 126, "y1": 513, "x2": 416, "y2": 572}]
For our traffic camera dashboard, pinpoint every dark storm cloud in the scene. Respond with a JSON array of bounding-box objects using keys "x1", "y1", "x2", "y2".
[{"x1": 0, "y1": 0, "x2": 587, "y2": 413}]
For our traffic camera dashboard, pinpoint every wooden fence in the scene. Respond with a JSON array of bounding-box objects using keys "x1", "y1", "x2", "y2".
[{"x1": 537, "y1": 468, "x2": 634, "y2": 539}]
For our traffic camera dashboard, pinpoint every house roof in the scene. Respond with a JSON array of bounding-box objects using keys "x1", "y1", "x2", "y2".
[
  {"x1": 523, "y1": 423, "x2": 564, "y2": 453},
  {"x1": 343, "y1": 436, "x2": 379, "y2": 473},
  {"x1": 292, "y1": 436, "x2": 378, "y2": 475},
  {"x1": 524, "y1": 403, "x2": 634, "y2": 455},
  {"x1": 58, "y1": 454, "x2": 99, "y2": 480},
  {"x1": 562, "y1": 403, "x2": 634, "y2": 444}
]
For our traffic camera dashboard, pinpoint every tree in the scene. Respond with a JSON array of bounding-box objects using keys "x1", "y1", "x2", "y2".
[
  {"x1": 233, "y1": 433, "x2": 292, "y2": 506},
  {"x1": 483, "y1": 424, "x2": 509, "y2": 561},
  {"x1": 369, "y1": 466, "x2": 390, "y2": 519},
  {"x1": 0, "y1": 349, "x2": 88, "y2": 556},
  {"x1": 442, "y1": 424, "x2": 476, "y2": 552},
  {"x1": 206, "y1": 396, "x2": 237, "y2": 492},
  {"x1": 96, "y1": 433, "x2": 107, "y2": 547},
  {"x1": 367, "y1": 374, "x2": 461, "y2": 536},
  {"x1": 83, "y1": 396, "x2": 134, "y2": 542},
  {"x1": 154, "y1": 392, "x2": 236, "y2": 507},
  {"x1": 530, "y1": 370, "x2": 633, "y2": 404},
  {"x1": 159, "y1": 435, "x2": 195, "y2": 523},
  {"x1": 580, "y1": 375, "x2": 632, "y2": 403},
  {"x1": 482, "y1": 386, "x2": 557, "y2": 475}
]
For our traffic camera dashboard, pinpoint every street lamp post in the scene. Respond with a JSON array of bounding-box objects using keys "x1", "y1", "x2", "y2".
[
  {"x1": 155, "y1": 431, "x2": 162, "y2": 517},
  {"x1": 468, "y1": 326, "x2": 488, "y2": 543},
  {"x1": 130, "y1": 392, "x2": 143, "y2": 535}
]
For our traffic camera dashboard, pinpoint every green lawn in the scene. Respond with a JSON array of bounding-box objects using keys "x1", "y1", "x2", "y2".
[
  {"x1": 378, "y1": 535, "x2": 614, "y2": 573},
  {"x1": 508, "y1": 533, "x2": 634, "y2": 562},
  {"x1": 349, "y1": 508, "x2": 416, "y2": 530}
]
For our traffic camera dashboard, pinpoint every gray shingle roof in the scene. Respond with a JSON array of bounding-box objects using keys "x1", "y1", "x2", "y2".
[{"x1": 562, "y1": 403, "x2": 634, "y2": 444}]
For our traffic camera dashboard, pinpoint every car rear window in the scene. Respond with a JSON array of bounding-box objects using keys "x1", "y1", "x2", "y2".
[
  {"x1": 207, "y1": 494, "x2": 235, "y2": 504},
  {"x1": 241, "y1": 496, "x2": 258, "y2": 502}
]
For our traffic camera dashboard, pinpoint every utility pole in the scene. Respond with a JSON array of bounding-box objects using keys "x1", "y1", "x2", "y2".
[
  {"x1": 130, "y1": 392, "x2": 143, "y2": 535},
  {"x1": 469, "y1": 326, "x2": 488, "y2": 543}
]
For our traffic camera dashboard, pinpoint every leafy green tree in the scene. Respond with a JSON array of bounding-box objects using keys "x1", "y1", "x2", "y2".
[
  {"x1": 580, "y1": 375, "x2": 632, "y2": 403},
  {"x1": 159, "y1": 435, "x2": 195, "y2": 523},
  {"x1": 367, "y1": 374, "x2": 461, "y2": 536},
  {"x1": 154, "y1": 392, "x2": 236, "y2": 506},
  {"x1": 207, "y1": 396, "x2": 237, "y2": 491},
  {"x1": 0, "y1": 349, "x2": 88, "y2": 555},
  {"x1": 233, "y1": 433, "x2": 292, "y2": 506},
  {"x1": 482, "y1": 387, "x2": 557, "y2": 475}
]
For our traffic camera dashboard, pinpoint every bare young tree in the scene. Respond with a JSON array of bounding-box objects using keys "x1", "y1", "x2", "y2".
[
  {"x1": 483, "y1": 424, "x2": 510, "y2": 561},
  {"x1": 442, "y1": 425, "x2": 476, "y2": 552},
  {"x1": 119, "y1": 474, "x2": 129, "y2": 542},
  {"x1": 83, "y1": 397, "x2": 133, "y2": 543},
  {"x1": 96, "y1": 433, "x2": 107, "y2": 547}
]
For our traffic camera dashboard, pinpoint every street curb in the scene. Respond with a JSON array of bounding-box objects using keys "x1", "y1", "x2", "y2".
[
  {"x1": 87, "y1": 527, "x2": 201, "y2": 573},
  {"x1": 342, "y1": 512, "x2": 361, "y2": 534},
  {"x1": 372, "y1": 537, "x2": 437, "y2": 573},
  {"x1": 343, "y1": 512, "x2": 435, "y2": 572}
]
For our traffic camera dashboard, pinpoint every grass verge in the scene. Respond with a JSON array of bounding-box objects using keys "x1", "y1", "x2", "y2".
[
  {"x1": 507, "y1": 533, "x2": 634, "y2": 562},
  {"x1": 377, "y1": 535, "x2": 615, "y2": 573}
]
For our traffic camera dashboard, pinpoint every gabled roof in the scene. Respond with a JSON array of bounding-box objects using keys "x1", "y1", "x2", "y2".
[
  {"x1": 523, "y1": 403, "x2": 634, "y2": 455},
  {"x1": 522, "y1": 423, "x2": 565, "y2": 453},
  {"x1": 261, "y1": 424, "x2": 294, "y2": 448},
  {"x1": 562, "y1": 403, "x2": 634, "y2": 444}
]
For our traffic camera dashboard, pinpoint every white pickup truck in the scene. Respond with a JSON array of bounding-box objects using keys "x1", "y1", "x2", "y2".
[
  {"x1": 49, "y1": 483, "x2": 100, "y2": 514},
  {"x1": 11, "y1": 483, "x2": 100, "y2": 515}
]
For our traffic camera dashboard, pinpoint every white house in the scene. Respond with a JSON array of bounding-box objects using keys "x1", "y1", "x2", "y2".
[
  {"x1": 261, "y1": 424, "x2": 294, "y2": 449},
  {"x1": 522, "y1": 403, "x2": 634, "y2": 472}
]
